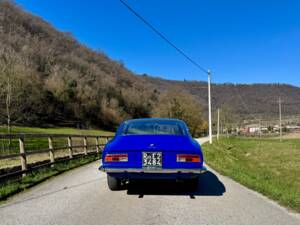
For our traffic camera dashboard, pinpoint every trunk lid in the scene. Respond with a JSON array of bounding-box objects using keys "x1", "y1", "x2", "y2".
[{"x1": 108, "y1": 134, "x2": 195, "y2": 152}]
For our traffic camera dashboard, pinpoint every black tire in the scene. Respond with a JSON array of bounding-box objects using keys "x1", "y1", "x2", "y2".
[{"x1": 107, "y1": 174, "x2": 122, "y2": 191}]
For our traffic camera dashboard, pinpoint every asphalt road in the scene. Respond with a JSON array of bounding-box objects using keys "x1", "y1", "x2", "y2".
[{"x1": 1, "y1": 137, "x2": 300, "y2": 225}]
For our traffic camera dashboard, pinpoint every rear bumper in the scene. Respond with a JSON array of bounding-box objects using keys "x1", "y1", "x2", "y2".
[{"x1": 99, "y1": 166, "x2": 207, "y2": 174}]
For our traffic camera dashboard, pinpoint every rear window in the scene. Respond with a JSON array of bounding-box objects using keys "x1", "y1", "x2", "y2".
[{"x1": 121, "y1": 120, "x2": 186, "y2": 135}]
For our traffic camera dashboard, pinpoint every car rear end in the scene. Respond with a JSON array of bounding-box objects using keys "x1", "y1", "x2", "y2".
[
  {"x1": 99, "y1": 119, "x2": 206, "y2": 190},
  {"x1": 101, "y1": 149, "x2": 205, "y2": 180}
]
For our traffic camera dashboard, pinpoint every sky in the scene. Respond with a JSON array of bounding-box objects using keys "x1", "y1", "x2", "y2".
[{"x1": 15, "y1": 0, "x2": 300, "y2": 86}]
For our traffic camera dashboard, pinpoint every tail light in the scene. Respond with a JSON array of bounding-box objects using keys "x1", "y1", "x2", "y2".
[
  {"x1": 177, "y1": 154, "x2": 201, "y2": 163},
  {"x1": 105, "y1": 154, "x2": 128, "y2": 162}
]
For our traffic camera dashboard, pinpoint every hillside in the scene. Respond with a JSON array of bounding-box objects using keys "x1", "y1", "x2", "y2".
[
  {"x1": 0, "y1": 1, "x2": 157, "y2": 129},
  {"x1": 142, "y1": 76, "x2": 300, "y2": 117},
  {"x1": 0, "y1": 1, "x2": 300, "y2": 131}
]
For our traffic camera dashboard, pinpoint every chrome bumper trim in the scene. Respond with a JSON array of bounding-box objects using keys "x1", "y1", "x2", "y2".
[{"x1": 99, "y1": 166, "x2": 207, "y2": 174}]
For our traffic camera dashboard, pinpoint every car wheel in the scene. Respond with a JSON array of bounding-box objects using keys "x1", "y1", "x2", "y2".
[{"x1": 107, "y1": 174, "x2": 122, "y2": 191}]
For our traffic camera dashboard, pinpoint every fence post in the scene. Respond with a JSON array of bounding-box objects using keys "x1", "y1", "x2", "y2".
[
  {"x1": 83, "y1": 136, "x2": 88, "y2": 155},
  {"x1": 105, "y1": 137, "x2": 109, "y2": 144},
  {"x1": 95, "y1": 137, "x2": 99, "y2": 153},
  {"x1": 48, "y1": 137, "x2": 55, "y2": 166},
  {"x1": 68, "y1": 137, "x2": 73, "y2": 159},
  {"x1": 19, "y1": 137, "x2": 27, "y2": 177}
]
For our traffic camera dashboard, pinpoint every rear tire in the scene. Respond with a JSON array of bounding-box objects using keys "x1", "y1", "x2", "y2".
[{"x1": 107, "y1": 174, "x2": 122, "y2": 191}]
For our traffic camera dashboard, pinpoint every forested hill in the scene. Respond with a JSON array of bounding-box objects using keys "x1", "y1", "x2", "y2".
[
  {"x1": 0, "y1": 1, "x2": 299, "y2": 131},
  {"x1": 0, "y1": 1, "x2": 157, "y2": 129},
  {"x1": 142, "y1": 76, "x2": 300, "y2": 117}
]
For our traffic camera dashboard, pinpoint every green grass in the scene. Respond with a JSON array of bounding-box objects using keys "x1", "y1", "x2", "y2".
[
  {"x1": 0, "y1": 154, "x2": 100, "y2": 201},
  {"x1": 202, "y1": 137, "x2": 300, "y2": 212},
  {"x1": 0, "y1": 125, "x2": 114, "y2": 168},
  {"x1": 0, "y1": 125, "x2": 114, "y2": 136},
  {"x1": 0, "y1": 125, "x2": 114, "y2": 155}
]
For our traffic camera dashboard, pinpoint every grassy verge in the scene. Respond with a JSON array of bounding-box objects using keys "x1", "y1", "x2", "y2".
[
  {"x1": 0, "y1": 125, "x2": 114, "y2": 168},
  {"x1": 202, "y1": 137, "x2": 300, "y2": 213},
  {"x1": 0, "y1": 126, "x2": 114, "y2": 155},
  {"x1": 0, "y1": 154, "x2": 100, "y2": 201},
  {"x1": 0, "y1": 125, "x2": 114, "y2": 136}
]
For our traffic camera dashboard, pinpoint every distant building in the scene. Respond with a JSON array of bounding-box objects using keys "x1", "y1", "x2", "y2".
[
  {"x1": 248, "y1": 127, "x2": 260, "y2": 133},
  {"x1": 243, "y1": 124, "x2": 268, "y2": 133},
  {"x1": 286, "y1": 125, "x2": 300, "y2": 132}
]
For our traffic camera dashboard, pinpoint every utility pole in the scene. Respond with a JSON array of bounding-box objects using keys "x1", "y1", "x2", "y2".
[
  {"x1": 279, "y1": 97, "x2": 282, "y2": 142},
  {"x1": 208, "y1": 70, "x2": 213, "y2": 144},
  {"x1": 217, "y1": 108, "x2": 220, "y2": 141}
]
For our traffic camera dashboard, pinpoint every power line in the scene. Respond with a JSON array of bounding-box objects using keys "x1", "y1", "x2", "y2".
[
  {"x1": 119, "y1": 0, "x2": 208, "y2": 74},
  {"x1": 119, "y1": 0, "x2": 213, "y2": 143}
]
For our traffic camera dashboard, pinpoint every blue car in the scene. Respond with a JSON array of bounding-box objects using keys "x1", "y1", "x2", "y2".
[{"x1": 99, "y1": 118, "x2": 206, "y2": 190}]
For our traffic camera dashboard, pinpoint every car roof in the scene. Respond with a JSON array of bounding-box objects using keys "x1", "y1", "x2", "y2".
[{"x1": 123, "y1": 118, "x2": 185, "y2": 124}]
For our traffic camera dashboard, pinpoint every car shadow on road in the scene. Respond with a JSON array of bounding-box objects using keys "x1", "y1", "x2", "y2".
[{"x1": 126, "y1": 171, "x2": 226, "y2": 198}]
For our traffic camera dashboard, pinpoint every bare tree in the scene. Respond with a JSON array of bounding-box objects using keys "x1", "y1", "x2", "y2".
[
  {"x1": 153, "y1": 88, "x2": 206, "y2": 137},
  {"x1": 5, "y1": 74, "x2": 12, "y2": 133},
  {"x1": 0, "y1": 47, "x2": 17, "y2": 134}
]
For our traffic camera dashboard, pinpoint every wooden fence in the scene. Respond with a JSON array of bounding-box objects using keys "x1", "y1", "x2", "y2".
[{"x1": 0, "y1": 134, "x2": 114, "y2": 179}]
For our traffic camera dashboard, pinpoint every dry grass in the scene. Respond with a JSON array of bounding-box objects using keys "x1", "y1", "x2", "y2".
[{"x1": 273, "y1": 132, "x2": 300, "y2": 140}]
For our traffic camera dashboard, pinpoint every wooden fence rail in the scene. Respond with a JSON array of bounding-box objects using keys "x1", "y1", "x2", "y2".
[{"x1": 0, "y1": 134, "x2": 114, "y2": 179}]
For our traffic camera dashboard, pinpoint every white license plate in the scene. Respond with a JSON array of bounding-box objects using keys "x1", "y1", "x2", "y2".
[{"x1": 142, "y1": 152, "x2": 162, "y2": 167}]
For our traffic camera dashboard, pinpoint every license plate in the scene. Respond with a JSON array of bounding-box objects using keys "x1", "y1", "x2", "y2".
[{"x1": 142, "y1": 152, "x2": 162, "y2": 167}]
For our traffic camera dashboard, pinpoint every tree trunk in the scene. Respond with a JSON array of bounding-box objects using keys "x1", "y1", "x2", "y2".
[{"x1": 6, "y1": 76, "x2": 12, "y2": 148}]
